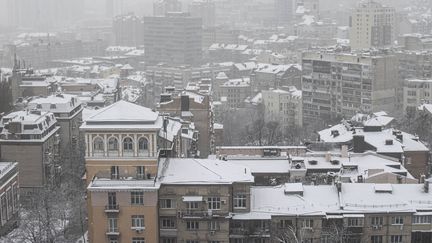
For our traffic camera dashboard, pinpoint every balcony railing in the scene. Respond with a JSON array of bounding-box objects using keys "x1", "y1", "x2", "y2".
[
  {"x1": 106, "y1": 228, "x2": 120, "y2": 236},
  {"x1": 177, "y1": 210, "x2": 229, "y2": 219},
  {"x1": 105, "y1": 204, "x2": 120, "y2": 213}
]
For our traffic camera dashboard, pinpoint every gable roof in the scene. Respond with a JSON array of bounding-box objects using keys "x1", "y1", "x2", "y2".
[{"x1": 86, "y1": 100, "x2": 158, "y2": 123}]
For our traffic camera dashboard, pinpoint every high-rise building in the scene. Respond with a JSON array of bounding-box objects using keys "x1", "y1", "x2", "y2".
[
  {"x1": 189, "y1": 0, "x2": 216, "y2": 28},
  {"x1": 153, "y1": 0, "x2": 182, "y2": 16},
  {"x1": 301, "y1": 50, "x2": 399, "y2": 122},
  {"x1": 275, "y1": 0, "x2": 293, "y2": 24},
  {"x1": 143, "y1": 13, "x2": 202, "y2": 66},
  {"x1": 349, "y1": 1, "x2": 396, "y2": 50},
  {"x1": 113, "y1": 14, "x2": 144, "y2": 47}
]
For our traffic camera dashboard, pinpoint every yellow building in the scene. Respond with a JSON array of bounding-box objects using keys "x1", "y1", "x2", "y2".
[{"x1": 81, "y1": 100, "x2": 163, "y2": 243}]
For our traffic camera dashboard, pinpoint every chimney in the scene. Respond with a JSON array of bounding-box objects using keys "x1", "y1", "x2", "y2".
[
  {"x1": 353, "y1": 135, "x2": 366, "y2": 153},
  {"x1": 424, "y1": 180, "x2": 429, "y2": 193},
  {"x1": 181, "y1": 95, "x2": 190, "y2": 111},
  {"x1": 341, "y1": 145, "x2": 348, "y2": 158},
  {"x1": 160, "y1": 93, "x2": 172, "y2": 103},
  {"x1": 325, "y1": 152, "x2": 331, "y2": 162}
]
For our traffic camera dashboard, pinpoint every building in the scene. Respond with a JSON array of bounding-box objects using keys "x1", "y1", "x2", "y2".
[
  {"x1": 156, "y1": 158, "x2": 254, "y2": 243},
  {"x1": 158, "y1": 91, "x2": 213, "y2": 158},
  {"x1": 252, "y1": 63, "x2": 302, "y2": 91},
  {"x1": 112, "y1": 14, "x2": 144, "y2": 46},
  {"x1": 262, "y1": 87, "x2": 303, "y2": 129},
  {"x1": 396, "y1": 50, "x2": 432, "y2": 80},
  {"x1": 189, "y1": 0, "x2": 216, "y2": 28},
  {"x1": 349, "y1": 1, "x2": 396, "y2": 49},
  {"x1": 275, "y1": 0, "x2": 294, "y2": 24},
  {"x1": 143, "y1": 13, "x2": 202, "y2": 66},
  {"x1": 153, "y1": 0, "x2": 182, "y2": 16},
  {"x1": 403, "y1": 79, "x2": 432, "y2": 113},
  {"x1": 0, "y1": 110, "x2": 60, "y2": 190},
  {"x1": 301, "y1": 50, "x2": 399, "y2": 121},
  {"x1": 398, "y1": 34, "x2": 432, "y2": 51},
  {"x1": 28, "y1": 94, "x2": 83, "y2": 173},
  {"x1": 317, "y1": 118, "x2": 430, "y2": 179},
  {"x1": 81, "y1": 101, "x2": 163, "y2": 243},
  {"x1": 219, "y1": 77, "x2": 251, "y2": 109},
  {"x1": 0, "y1": 162, "x2": 19, "y2": 237}
]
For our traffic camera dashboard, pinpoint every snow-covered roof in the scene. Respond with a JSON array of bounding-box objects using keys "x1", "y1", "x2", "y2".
[
  {"x1": 222, "y1": 77, "x2": 250, "y2": 88},
  {"x1": 157, "y1": 158, "x2": 254, "y2": 185},
  {"x1": 225, "y1": 156, "x2": 290, "y2": 174},
  {"x1": 28, "y1": 94, "x2": 81, "y2": 114},
  {"x1": 81, "y1": 100, "x2": 162, "y2": 131},
  {"x1": 0, "y1": 110, "x2": 58, "y2": 139}
]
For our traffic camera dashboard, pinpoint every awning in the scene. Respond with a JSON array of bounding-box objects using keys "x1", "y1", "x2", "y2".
[
  {"x1": 343, "y1": 214, "x2": 365, "y2": 218},
  {"x1": 326, "y1": 215, "x2": 343, "y2": 219},
  {"x1": 414, "y1": 212, "x2": 432, "y2": 216},
  {"x1": 182, "y1": 196, "x2": 203, "y2": 202}
]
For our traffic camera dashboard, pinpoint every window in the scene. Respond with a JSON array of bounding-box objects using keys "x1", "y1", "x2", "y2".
[
  {"x1": 108, "y1": 218, "x2": 118, "y2": 232},
  {"x1": 186, "y1": 241, "x2": 199, "y2": 243},
  {"x1": 390, "y1": 235, "x2": 402, "y2": 243},
  {"x1": 186, "y1": 201, "x2": 199, "y2": 209},
  {"x1": 347, "y1": 218, "x2": 363, "y2": 227},
  {"x1": 131, "y1": 215, "x2": 145, "y2": 228},
  {"x1": 302, "y1": 219, "x2": 313, "y2": 228},
  {"x1": 93, "y1": 137, "x2": 104, "y2": 155},
  {"x1": 186, "y1": 221, "x2": 199, "y2": 230},
  {"x1": 108, "y1": 238, "x2": 118, "y2": 243},
  {"x1": 131, "y1": 191, "x2": 144, "y2": 205},
  {"x1": 413, "y1": 215, "x2": 432, "y2": 224},
  {"x1": 208, "y1": 220, "x2": 220, "y2": 230},
  {"x1": 233, "y1": 194, "x2": 247, "y2": 209},
  {"x1": 6, "y1": 189, "x2": 12, "y2": 219},
  {"x1": 138, "y1": 137, "x2": 149, "y2": 156},
  {"x1": 1, "y1": 194, "x2": 6, "y2": 225},
  {"x1": 12, "y1": 183, "x2": 18, "y2": 212},
  {"x1": 111, "y1": 166, "x2": 119, "y2": 180},
  {"x1": 123, "y1": 137, "x2": 134, "y2": 156},
  {"x1": 108, "y1": 137, "x2": 118, "y2": 156},
  {"x1": 207, "y1": 197, "x2": 221, "y2": 210},
  {"x1": 279, "y1": 219, "x2": 293, "y2": 228},
  {"x1": 371, "y1": 216, "x2": 383, "y2": 226},
  {"x1": 371, "y1": 236, "x2": 383, "y2": 243},
  {"x1": 108, "y1": 192, "x2": 117, "y2": 209},
  {"x1": 161, "y1": 218, "x2": 176, "y2": 229},
  {"x1": 160, "y1": 199, "x2": 176, "y2": 209},
  {"x1": 136, "y1": 166, "x2": 145, "y2": 179},
  {"x1": 132, "y1": 237, "x2": 145, "y2": 243},
  {"x1": 391, "y1": 216, "x2": 404, "y2": 225},
  {"x1": 162, "y1": 238, "x2": 176, "y2": 243}
]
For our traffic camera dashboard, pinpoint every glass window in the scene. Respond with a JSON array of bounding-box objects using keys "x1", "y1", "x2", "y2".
[
  {"x1": 413, "y1": 215, "x2": 432, "y2": 224},
  {"x1": 123, "y1": 137, "x2": 134, "y2": 155},
  {"x1": 136, "y1": 166, "x2": 145, "y2": 179},
  {"x1": 138, "y1": 137, "x2": 149, "y2": 155},
  {"x1": 160, "y1": 199, "x2": 176, "y2": 209},
  {"x1": 187, "y1": 201, "x2": 199, "y2": 209},
  {"x1": 111, "y1": 166, "x2": 119, "y2": 180},
  {"x1": 131, "y1": 215, "x2": 145, "y2": 228},
  {"x1": 302, "y1": 219, "x2": 313, "y2": 228},
  {"x1": 391, "y1": 216, "x2": 404, "y2": 225},
  {"x1": 207, "y1": 197, "x2": 221, "y2": 210},
  {"x1": 132, "y1": 237, "x2": 145, "y2": 243},
  {"x1": 161, "y1": 218, "x2": 176, "y2": 229},
  {"x1": 93, "y1": 137, "x2": 104, "y2": 155},
  {"x1": 390, "y1": 235, "x2": 402, "y2": 243},
  {"x1": 131, "y1": 191, "x2": 144, "y2": 205},
  {"x1": 108, "y1": 137, "x2": 118, "y2": 156},
  {"x1": 161, "y1": 239, "x2": 176, "y2": 243},
  {"x1": 108, "y1": 218, "x2": 118, "y2": 232},
  {"x1": 371, "y1": 217, "x2": 383, "y2": 226},
  {"x1": 233, "y1": 194, "x2": 247, "y2": 209},
  {"x1": 186, "y1": 221, "x2": 199, "y2": 230},
  {"x1": 371, "y1": 236, "x2": 383, "y2": 243},
  {"x1": 208, "y1": 221, "x2": 220, "y2": 231}
]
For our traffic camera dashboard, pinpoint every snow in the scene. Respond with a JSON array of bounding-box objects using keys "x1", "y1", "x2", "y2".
[
  {"x1": 159, "y1": 118, "x2": 182, "y2": 142},
  {"x1": 85, "y1": 100, "x2": 158, "y2": 123},
  {"x1": 225, "y1": 157, "x2": 290, "y2": 174},
  {"x1": 157, "y1": 158, "x2": 254, "y2": 185},
  {"x1": 318, "y1": 123, "x2": 353, "y2": 143},
  {"x1": 28, "y1": 94, "x2": 81, "y2": 114},
  {"x1": 182, "y1": 196, "x2": 203, "y2": 202}
]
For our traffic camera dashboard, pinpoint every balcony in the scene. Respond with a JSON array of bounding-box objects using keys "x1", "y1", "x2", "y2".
[
  {"x1": 177, "y1": 210, "x2": 228, "y2": 219},
  {"x1": 105, "y1": 204, "x2": 120, "y2": 213},
  {"x1": 106, "y1": 228, "x2": 120, "y2": 236},
  {"x1": 160, "y1": 228, "x2": 178, "y2": 237}
]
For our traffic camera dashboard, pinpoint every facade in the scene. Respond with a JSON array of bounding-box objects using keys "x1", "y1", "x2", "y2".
[
  {"x1": 396, "y1": 50, "x2": 432, "y2": 80},
  {"x1": 252, "y1": 63, "x2": 302, "y2": 91},
  {"x1": 0, "y1": 162, "x2": 19, "y2": 237},
  {"x1": 143, "y1": 13, "x2": 202, "y2": 66},
  {"x1": 81, "y1": 100, "x2": 163, "y2": 243},
  {"x1": 301, "y1": 51, "x2": 399, "y2": 121},
  {"x1": 153, "y1": 0, "x2": 182, "y2": 16},
  {"x1": 28, "y1": 94, "x2": 83, "y2": 171},
  {"x1": 262, "y1": 87, "x2": 303, "y2": 129},
  {"x1": 219, "y1": 78, "x2": 252, "y2": 109},
  {"x1": 113, "y1": 14, "x2": 144, "y2": 47},
  {"x1": 0, "y1": 110, "x2": 60, "y2": 190},
  {"x1": 349, "y1": 1, "x2": 396, "y2": 50},
  {"x1": 158, "y1": 91, "x2": 212, "y2": 158},
  {"x1": 275, "y1": 0, "x2": 293, "y2": 24},
  {"x1": 403, "y1": 79, "x2": 432, "y2": 113},
  {"x1": 189, "y1": 0, "x2": 216, "y2": 28}
]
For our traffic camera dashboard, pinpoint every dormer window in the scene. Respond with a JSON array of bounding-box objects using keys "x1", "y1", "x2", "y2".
[{"x1": 50, "y1": 104, "x2": 57, "y2": 109}]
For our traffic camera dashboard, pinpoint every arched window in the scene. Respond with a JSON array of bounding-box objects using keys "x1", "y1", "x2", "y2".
[
  {"x1": 138, "y1": 137, "x2": 149, "y2": 156},
  {"x1": 108, "y1": 137, "x2": 119, "y2": 156},
  {"x1": 123, "y1": 137, "x2": 134, "y2": 156},
  {"x1": 93, "y1": 137, "x2": 104, "y2": 156}
]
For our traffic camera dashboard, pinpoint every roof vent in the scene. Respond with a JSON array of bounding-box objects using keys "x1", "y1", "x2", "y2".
[
  {"x1": 385, "y1": 139, "x2": 393, "y2": 145},
  {"x1": 308, "y1": 160, "x2": 318, "y2": 165}
]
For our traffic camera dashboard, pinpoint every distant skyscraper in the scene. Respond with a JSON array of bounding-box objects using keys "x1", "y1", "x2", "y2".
[
  {"x1": 275, "y1": 0, "x2": 293, "y2": 24},
  {"x1": 349, "y1": 1, "x2": 396, "y2": 49},
  {"x1": 143, "y1": 12, "x2": 202, "y2": 66},
  {"x1": 153, "y1": 0, "x2": 182, "y2": 16},
  {"x1": 189, "y1": 0, "x2": 216, "y2": 28},
  {"x1": 113, "y1": 14, "x2": 144, "y2": 46}
]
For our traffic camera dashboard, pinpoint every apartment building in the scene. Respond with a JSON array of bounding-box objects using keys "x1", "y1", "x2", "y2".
[
  {"x1": 219, "y1": 78, "x2": 251, "y2": 109},
  {"x1": 252, "y1": 63, "x2": 302, "y2": 91},
  {"x1": 158, "y1": 91, "x2": 212, "y2": 158},
  {"x1": 143, "y1": 13, "x2": 202, "y2": 66},
  {"x1": 28, "y1": 94, "x2": 83, "y2": 172},
  {"x1": 396, "y1": 50, "x2": 432, "y2": 80},
  {"x1": 318, "y1": 118, "x2": 430, "y2": 179},
  {"x1": 0, "y1": 162, "x2": 19, "y2": 236},
  {"x1": 349, "y1": 1, "x2": 396, "y2": 49},
  {"x1": 262, "y1": 87, "x2": 303, "y2": 129},
  {"x1": 81, "y1": 100, "x2": 163, "y2": 243},
  {"x1": 189, "y1": 0, "x2": 216, "y2": 28},
  {"x1": 403, "y1": 79, "x2": 432, "y2": 113},
  {"x1": 153, "y1": 0, "x2": 182, "y2": 16},
  {"x1": 301, "y1": 51, "x2": 399, "y2": 121},
  {"x1": 0, "y1": 110, "x2": 60, "y2": 190},
  {"x1": 156, "y1": 158, "x2": 254, "y2": 243},
  {"x1": 113, "y1": 14, "x2": 144, "y2": 47}
]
